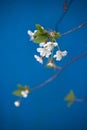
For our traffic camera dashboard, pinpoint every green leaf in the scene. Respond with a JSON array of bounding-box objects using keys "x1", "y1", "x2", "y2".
[
  {"x1": 35, "y1": 30, "x2": 49, "y2": 37},
  {"x1": 35, "y1": 24, "x2": 50, "y2": 37},
  {"x1": 67, "y1": 101, "x2": 74, "y2": 107},
  {"x1": 52, "y1": 32, "x2": 61, "y2": 38},
  {"x1": 34, "y1": 36, "x2": 48, "y2": 43},
  {"x1": 34, "y1": 30, "x2": 41, "y2": 37},
  {"x1": 35, "y1": 24, "x2": 44, "y2": 32},
  {"x1": 56, "y1": 32, "x2": 61, "y2": 38},
  {"x1": 64, "y1": 90, "x2": 76, "y2": 102},
  {"x1": 64, "y1": 90, "x2": 76, "y2": 107},
  {"x1": 17, "y1": 84, "x2": 26, "y2": 91},
  {"x1": 12, "y1": 90, "x2": 21, "y2": 96}
]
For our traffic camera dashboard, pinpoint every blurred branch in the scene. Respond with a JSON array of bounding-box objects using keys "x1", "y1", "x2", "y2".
[
  {"x1": 75, "y1": 98, "x2": 85, "y2": 102},
  {"x1": 31, "y1": 51, "x2": 87, "y2": 91},
  {"x1": 61, "y1": 21, "x2": 87, "y2": 36},
  {"x1": 55, "y1": 0, "x2": 73, "y2": 31}
]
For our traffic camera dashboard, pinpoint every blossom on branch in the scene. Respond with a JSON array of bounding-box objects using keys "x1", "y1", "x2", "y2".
[
  {"x1": 43, "y1": 42, "x2": 58, "y2": 51},
  {"x1": 34, "y1": 55, "x2": 43, "y2": 64},
  {"x1": 54, "y1": 50, "x2": 67, "y2": 61},
  {"x1": 27, "y1": 30, "x2": 37, "y2": 41},
  {"x1": 37, "y1": 47, "x2": 52, "y2": 58},
  {"x1": 21, "y1": 89, "x2": 29, "y2": 98},
  {"x1": 27, "y1": 24, "x2": 67, "y2": 66}
]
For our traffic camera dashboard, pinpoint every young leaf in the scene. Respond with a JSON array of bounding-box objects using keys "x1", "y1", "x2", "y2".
[
  {"x1": 34, "y1": 30, "x2": 41, "y2": 37},
  {"x1": 64, "y1": 90, "x2": 76, "y2": 107},
  {"x1": 17, "y1": 84, "x2": 26, "y2": 91},
  {"x1": 67, "y1": 101, "x2": 74, "y2": 107},
  {"x1": 35, "y1": 24, "x2": 44, "y2": 32},
  {"x1": 35, "y1": 24, "x2": 50, "y2": 36},
  {"x1": 64, "y1": 90, "x2": 76, "y2": 101},
  {"x1": 12, "y1": 90, "x2": 21, "y2": 96},
  {"x1": 56, "y1": 32, "x2": 61, "y2": 38},
  {"x1": 34, "y1": 36, "x2": 48, "y2": 43}
]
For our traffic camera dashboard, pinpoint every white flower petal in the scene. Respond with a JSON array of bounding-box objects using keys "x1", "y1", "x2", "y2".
[
  {"x1": 53, "y1": 54, "x2": 62, "y2": 61},
  {"x1": 37, "y1": 48, "x2": 42, "y2": 53},
  {"x1": 34, "y1": 30, "x2": 37, "y2": 33},
  {"x1": 61, "y1": 50, "x2": 67, "y2": 56},
  {"x1": 21, "y1": 91, "x2": 25, "y2": 95},
  {"x1": 43, "y1": 42, "x2": 58, "y2": 51},
  {"x1": 14, "y1": 101, "x2": 20, "y2": 107},
  {"x1": 21, "y1": 91, "x2": 28, "y2": 98},
  {"x1": 45, "y1": 51, "x2": 51, "y2": 58},
  {"x1": 27, "y1": 30, "x2": 34, "y2": 41},
  {"x1": 39, "y1": 42, "x2": 45, "y2": 47},
  {"x1": 53, "y1": 42, "x2": 58, "y2": 46},
  {"x1": 37, "y1": 47, "x2": 51, "y2": 58},
  {"x1": 53, "y1": 50, "x2": 67, "y2": 61},
  {"x1": 44, "y1": 42, "x2": 51, "y2": 46},
  {"x1": 25, "y1": 89, "x2": 29, "y2": 94},
  {"x1": 27, "y1": 30, "x2": 32, "y2": 35},
  {"x1": 34, "y1": 55, "x2": 43, "y2": 64},
  {"x1": 23, "y1": 94, "x2": 28, "y2": 98}
]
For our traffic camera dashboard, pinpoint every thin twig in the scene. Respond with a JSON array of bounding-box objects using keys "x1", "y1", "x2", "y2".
[
  {"x1": 75, "y1": 98, "x2": 85, "y2": 102},
  {"x1": 55, "y1": 0, "x2": 73, "y2": 31},
  {"x1": 61, "y1": 21, "x2": 87, "y2": 36},
  {"x1": 31, "y1": 51, "x2": 87, "y2": 91}
]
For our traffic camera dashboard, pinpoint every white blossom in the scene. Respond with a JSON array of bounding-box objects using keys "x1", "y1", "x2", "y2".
[
  {"x1": 27, "y1": 30, "x2": 37, "y2": 41},
  {"x1": 21, "y1": 89, "x2": 29, "y2": 98},
  {"x1": 34, "y1": 55, "x2": 43, "y2": 64},
  {"x1": 21, "y1": 91, "x2": 28, "y2": 98},
  {"x1": 39, "y1": 42, "x2": 45, "y2": 47},
  {"x1": 25, "y1": 89, "x2": 29, "y2": 94},
  {"x1": 44, "y1": 42, "x2": 58, "y2": 51},
  {"x1": 54, "y1": 50, "x2": 67, "y2": 61},
  {"x1": 14, "y1": 101, "x2": 20, "y2": 107},
  {"x1": 37, "y1": 47, "x2": 51, "y2": 58}
]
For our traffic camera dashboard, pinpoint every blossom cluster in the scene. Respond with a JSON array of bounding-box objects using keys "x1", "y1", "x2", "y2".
[
  {"x1": 34, "y1": 42, "x2": 67, "y2": 64},
  {"x1": 13, "y1": 25, "x2": 68, "y2": 107},
  {"x1": 27, "y1": 25, "x2": 67, "y2": 69},
  {"x1": 13, "y1": 85, "x2": 30, "y2": 107}
]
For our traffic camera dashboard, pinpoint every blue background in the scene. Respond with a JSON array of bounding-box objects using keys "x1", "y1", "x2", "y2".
[{"x1": 0, "y1": 0, "x2": 87, "y2": 130}]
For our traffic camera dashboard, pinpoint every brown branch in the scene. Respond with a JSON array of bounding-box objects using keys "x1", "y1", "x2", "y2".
[
  {"x1": 61, "y1": 21, "x2": 87, "y2": 36},
  {"x1": 31, "y1": 51, "x2": 87, "y2": 92},
  {"x1": 55, "y1": 0, "x2": 73, "y2": 31}
]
